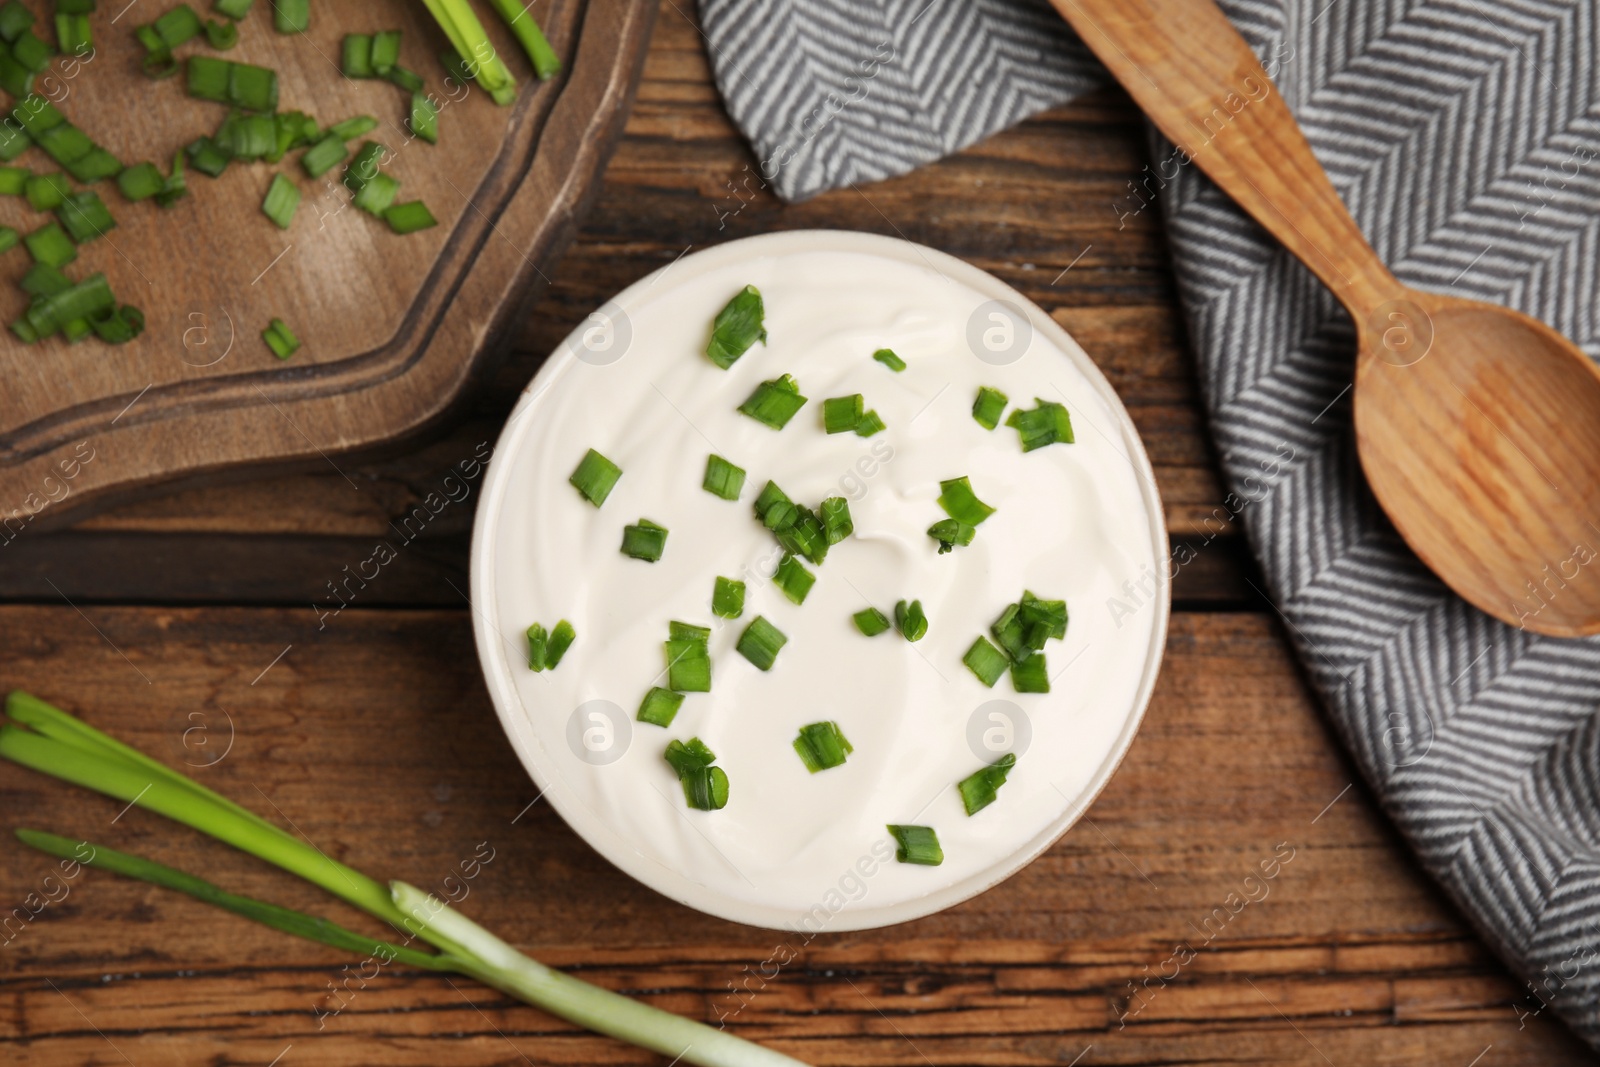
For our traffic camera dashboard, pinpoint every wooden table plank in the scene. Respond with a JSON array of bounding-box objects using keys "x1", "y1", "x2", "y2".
[{"x1": 0, "y1": 605, "x2": 1585, "y2": 1064}]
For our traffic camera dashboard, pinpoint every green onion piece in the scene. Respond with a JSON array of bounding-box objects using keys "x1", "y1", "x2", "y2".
[
  {"x1": 229, "y1": 60, "x2": 278, "y2": 111},
  {"x1": 990, "y1": 602, "x2": 1029, "y2": 662},
  {"x1": 735, "y1": 616, "x2": 787, "y2": 671},
  {"x1": 711, "y1": 576, "x2": 745, "y2": 619},
  {"x1": 962, "y1": 636, "x2": 1008, "y2": 688},
  {"x1": 298, "y1": 134, "x2": 346, "y2": 178},
  {"x1": 1019, "y1": 590, "x2": 1068, "y2": 641},
  {"x1": 663, "y1": 736, "x2": 716, "y2": 776},
  {"x1": 34, "y1": 123, "x2": 91, "y2": 165},
  {"x1": 972, "y1": 386, "x2": 1008, "y2": 430},
  {"x1": 669, "y1": 620, "x2": 711, "y2": 643},
  {"x1": 738, "y1": 374, "x2": 807, "y2": 430},
  {"x1": 204, "y1": 17, "x2": 237, "y2": 49},
  {"x1": 11, "y1": 28, "x2": 53, "y2": 72},
  {"x1": 957, "y1": 753, "x2": 1016, "y2": 816},
  {"x1": 680, "y1": 766, "x2": 729, "y2": 811},
  {"x1": 186, "y1": 56, "x2": 230, "y2": 103},
  {"x1": 1010, "y1": 653, "x2": 1049, "y2": 693},
  {"x1": 701, "y1": 453, "x2": 745, "y2": 500},
  {"x1": 55, "y1": 13, "x2": 91, "y2": 56},
  {"x1": 0, "y1": 165, "x2": 22, "y2": 195},
  {"x1": 927, "y1": 519, "x2": 975, "y2": 554},
  {"x1": 185, "y1": 136, "x2": 231, "y2": 177},
  {"x1": 63, "y1": 317, "x2": 95, "y2": 344},
  {"x1": 57, "y1": 0, "x2": 95, "y2": 15},
  {"x1": 1006, "y1": 398, "x2": 1075, "y2": 451},
  {"x1": 14, "y1": 95, "x2": 64, "y2": 134},
  {"x1": 20, "y1": 262, "x2": 69, "y2": 296},
  {"x1": 272, "y1": 0, "x2": 307, "y2": 32},
  {"x1": 384, "y1": 200, "x2": 437, "y2": 234},
  {"x1": 24, "y1": 222, "x2": 74, "y2": 267},
  {"x1": 872, "y1": 348, "x2": 905, "y2": 372},
  {"x1": 353, "y1": 171, "x2": 400, "y2": 216},
  {"x1": 620, "y1": 518, "x2": 667, "y2": 562},
  {"x1": 343, "y1": 139, "x2": 386, "y2": 191},
  {"x1": 937, "y1": 476, "x2": 995, "y2": 526},
  {"x1": 894, "y1": 599, "x2": 928, "y2": 642},
  {"x1": 382, "y1": 65, "x2": 423, "y2": 92},
  {"x1": 705, "y1": 284, "x2": 765, "y2": 369},
  {"x1": 24, "y1": 172, "x2": 68, "y2": 210},
  {"x1": 419, "y1": 1, "x2": 518, "y2": 104},
  {"x1": 793, "y1": 721, "x2": 853, "y2": 773},
  {"x1": 64, "y1": 147, "x2": 121, "y2": 184},
  {"x1": 156, "y1": 144, "x2": 187, "y2": 205},
  {"x1": 524, "y1": 623, "x2": 548, "y2": 671},
  {"x1": 855, "y1": 409, "x2": 886, "y2": 437},
  {"x1": 0, "y1": 51, "x2": 33, "y2": 97},
  {"x1": 93, "y1": 304, "x2": 145, "y2": 344},
  {"x1": 214, "y1": 0, "x2": 252, "y2": 18},
  {"x1": 485, "y1": 0, "x2": 561, "y2": 79},
  {"x1": 820, "y1": 497, "x2": 852, "y2": 544},
  {"x1": 116, "y1": 162, "x2": 163, "y2": 201},
  {"x1": 822, "y1": 394, "x2": 864, "y2": 434},
  {"x1": 568, "y1": 448, "x2": 621, "y2": 506},
  {"x1": 664, "y1": 638, "x2": 710, "y2": 693},
  {"x1": 852, "y1": 607, "x2": 890, "y2": 636},
  {"x1": 261, "y1": 318, "x2": 299, "y2": 360},
  {"x1": 545, "y1": 620, "x2": 575, "y2": 668},
  {"x1": 752, "y1": 480, "x2": 790, "y2": 519},
  {"x1": 11, "y1": 317, "x2": 38, "y2": 343},
  {"x1": 0, "y1": 226, "x2": 16, "y2": 254},
  {"x1": 261, "y1": 173, "x2": 299, "y2": 229},
  {"x1": 27, "y1": 272, "x2": 112, "y2": 337},
  {"x1": 341, "y1": 33, "x2": 374, "y2": 77},
  {"x1": 328, "y1": 115, "x2": 384, "y2": 141},
  {"x1": 409, "y1": 92, "x2": 439, "y2": 144},
  {"x1": 772, "y1": 554, "x2": 815, "y2": 605},
  {"x1": 0, "y1": 1, "x2": 32, "y2": 42},
  {"x1": 141, "y1": 48, "x2": 179, "y2": 79},
  {"x1": 57, "y1": 191, "x2": 115, "y2": 243},
  {"x1": 887, "y1": 824, "x2": 943, "y2": 866},
  {"x1": 636, "y1": 687, "x2": 683, "y2": 728},
  {"x1": 369, "y1": 28, "x2": 401, "y2": 71},
  {"x1": 153, "y1": 4, "x2": 203, "y2": 46}
]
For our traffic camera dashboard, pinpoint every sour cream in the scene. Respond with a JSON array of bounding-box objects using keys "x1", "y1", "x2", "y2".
[{"x1": 472, "y1": 231, "x2": 1167, "y2": 931}]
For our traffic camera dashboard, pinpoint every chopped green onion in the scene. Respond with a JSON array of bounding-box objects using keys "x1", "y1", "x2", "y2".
[
  {"x1": 1010, "y1": 653, "x2": 1049, "y2": 693},
  {"x1": 1006, "y1": 398, "x2": 1075, "y2": 451},
  {"x1": 343, "y1": 139, "x2": 386, "y2": 191},
  {"x1": 261, "y1": 318, "x2": 299, "y2": 359},
  {"x1": 0, "y1": 52, "x2": 32, "y2": 97},
  {"x1": 990, "y1": 602, "x2": 1029, "y2": 662},
  {"x1": 214, "y1": 0, "x2": 252, "y2": 19},
  {"x1": 854, "y1": 409, "x2": 886, "y2": 437},
  {"x1": 852, "y1": 607, "x2": 890, "y2": 636},
  {"x1": 326, "y1": 115, "x2": 378, "y2": 141},
  {"x1": 11, "y1": 29, "x2": 53, "y2": 72},
  {"x1": 116, "y1": 162, "x2": 164, "y2": 201},
  {"x1": 823, "y1": 394, "x2": 863, "y2": 434},
  {"x1": 525, "y1": 623, "x2": 549, "y2": 671},
  {"x1": 353, "y1": 172, "x2": 400, "y2": 216},
  {"x1": 773, "y1": 554, "x2": 815, "y2": 605},
  {"x1": 298, "y1": 134, "x2": 346, "y2": 178},
  {"x1": 34, "y1": 123, "x2": 91, "y2": 165},
  {"x1": 55, "y1": 13, "x2": 91, "y2": 56},
  {"x1": 0, "y1": 2, "x2": 32, "y2": 42},
  {"x1": 680, "y1": 765, "x2": 729, "y2": 811},
  {"x1": 664, "y1": 625, "x2": 710, "y2": 693},
  {"x1": 636, "y1": 687, "x2": 683, "y2": 728},
  {"x1": 204, "y1": 17, "x2": 237, "y2": 49},
  {"x1": 752, "y1": 480, "x2": 790, "y2": 519},
  {"x1": 64, "y1": 146, "x2": 120, "y2": 184},
  {"x1": 702, "y1": 454, "x2": 745, "y2": 500},
  {"x1": 0, "y1": 226, "x2": 16, "y2": 254},
  {"x1": 545, "y1": 620, "x2": 575, "y2": 668},
  {"x1": 0, "y1": 165, "x2": 22, "y2": 195},
  {"x1": 341, "y1": 33, "x2": 373, "y2": 77},
  {"x1": 973, "y1": 386, "x2": 1008, "y2": 430},
  {"x1": 962, "y1": 636, "x2": 1008, "y2": 688},
  {"x1": 820, "y1": 497, "x2": 852, "y2": 544},
  {"x1": 272, "y1": 0, "x2": 307, "y2": 32},
  {"x1": 887, "y1": 824, "x2": 942, "y2": 866},
  {"x1": 25, "y1": 272, "x2": 112, "y2": 337},
  {"x1": 894, "y1": 599, "x2": 928, "y2": 642},
  {"x1": 872, "y1": 348, "x2": 905, "y2": 372},
  {"x1": 793, "y1": 721, "x2": 852, "y2": 773},
  {"x1": 370, "y1": 28, "x2": 401, "y2": 71},
  {"x1": 57, "y1": 191, "x2": 115, "y2": 243},
  {"x1": 485, "y1": 0, "x2": 561, "y2": 79},
  {"x1": 1019, "y1": 590, "x2": 1068, "y2": 641},
  {"x1": 711, "y1": 576, "x2": 745, "y2": 619},
  {"x1": 409, "y1": 92, "x2": 439, "y2": 143},
  {"x1": 24, "y1": 172, "x2": 69, "y2": 210},
  {"x1": 937, "y1": 476, "x2": 995, "y2": 526},
  {"x1": 275, "y1": 111, "x2": 320, "y2": 156},
  {"x1": 20, "y1": 262, "x2": 69, "y2": 296},
  {"x1": 152, "y1": 4, "x2": 203, "y2": 47},
  {"x1": 384, "y1": 200, "x2": 436, "y2": 234},
  {"x1": 738, "y1": 374, "x2": 807, "y2": 430},
  {"x1": 705, "y1": 284, "x2": 765, "y2": 369},
  {"x1": 568, "y1": 448, "x2": 621, "y2": 506},
  {"x1": 11, "y1": 317, "x2": 37, "y2": 343},
  {"x1": 24, "y1": 222, "x2": 74, "y2": 267},
  {"x1": 14, "y1": 96, "x2": 64, "y2": 134},
  {"x1": 188, "y1": 56, "x2": 278, "y2": 110},
  {"x1": 664, "y1": 736, "x2": 716, "y2": 775},
  {"x1": 185, "y1": 136, "x2": 231, "y2": 177},
  {"x1": 261, "y1": 173, "x2": 299, "y2": 229},
  {"x1": 669, "y1": 620, "x2": 710, "y2": 643},
  {"x1": 957, "y1": 753, "x2": 1016, "y2": 816},
  {"x1": 927, "y1": 519, "x2": 975, "y2": 554},
  {"x1": 735, "y1": 616, "x2": 787, "y2": 671},
  {"x1": 620, "y1": 518, "x2": 667, "y2": 562},
  {"x1": 92, "y1": 305, "x2": 145, "y2": 344},
  {"x1": 383, "y1": 65, "x2": 423, "y2": 92}
]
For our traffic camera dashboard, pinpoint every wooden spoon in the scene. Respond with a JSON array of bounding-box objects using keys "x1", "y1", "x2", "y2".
[{"x1": 1051, "y1": 0, "x2": 1600, "y2": 637}]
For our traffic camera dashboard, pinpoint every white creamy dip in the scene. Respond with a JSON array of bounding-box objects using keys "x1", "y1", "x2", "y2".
[{"x1": 473, "y1": 231, "x2": 1166, "y2": 930}]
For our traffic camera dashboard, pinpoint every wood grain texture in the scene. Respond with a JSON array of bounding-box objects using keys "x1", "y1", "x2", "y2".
[
  {"x1": 0, "y1": 0, "x2": 656, "y2": 527},
  {"x1": 0, "y1": 605, "x2": 1588, "y2": 1064},
  {"x1": 1053, "y1": 0, "x2": 1600, "y2": 636}
]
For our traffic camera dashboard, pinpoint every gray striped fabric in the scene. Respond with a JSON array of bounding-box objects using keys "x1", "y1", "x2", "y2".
[{"x1": 701, "y1": 0, "x2": 1600, "y2": 1047}]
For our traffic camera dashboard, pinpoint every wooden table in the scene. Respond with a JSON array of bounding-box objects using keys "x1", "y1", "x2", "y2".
[{"x1": 1, "y1": 7, "x2": 1591, "y2": 1064}]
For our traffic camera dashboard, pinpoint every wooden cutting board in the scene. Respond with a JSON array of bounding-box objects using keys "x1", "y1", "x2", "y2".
[{"x1": 0, "y1": 0, "x2": 655, "y2": 529}]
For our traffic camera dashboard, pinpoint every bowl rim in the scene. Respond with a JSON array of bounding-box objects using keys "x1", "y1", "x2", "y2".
[{"x1": 469, "y1": 228, "x2": 1171, "y2": 931}]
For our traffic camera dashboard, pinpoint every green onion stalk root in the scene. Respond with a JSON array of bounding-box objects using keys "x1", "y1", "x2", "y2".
[{"x1": 0, "y1": 691, "x2": 811, "y2": 1067}]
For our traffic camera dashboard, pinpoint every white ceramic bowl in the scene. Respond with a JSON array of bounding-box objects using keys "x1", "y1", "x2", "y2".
[{"x1": 470, "y1": 230, "x2": 1169, "y2": 930}]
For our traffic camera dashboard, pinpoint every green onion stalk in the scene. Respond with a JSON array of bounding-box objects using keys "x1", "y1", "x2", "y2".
[
  {"x1": 418, "y1": 0, "x2": 563, "y2": 102},
  {"x1": 0, "y1": 691, "x2": 810, "y2": 1067}
]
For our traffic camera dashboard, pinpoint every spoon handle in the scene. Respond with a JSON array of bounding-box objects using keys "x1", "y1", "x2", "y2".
[{"x1": 1051, "y1": 0, "x2": 1398, "y2": 319}]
